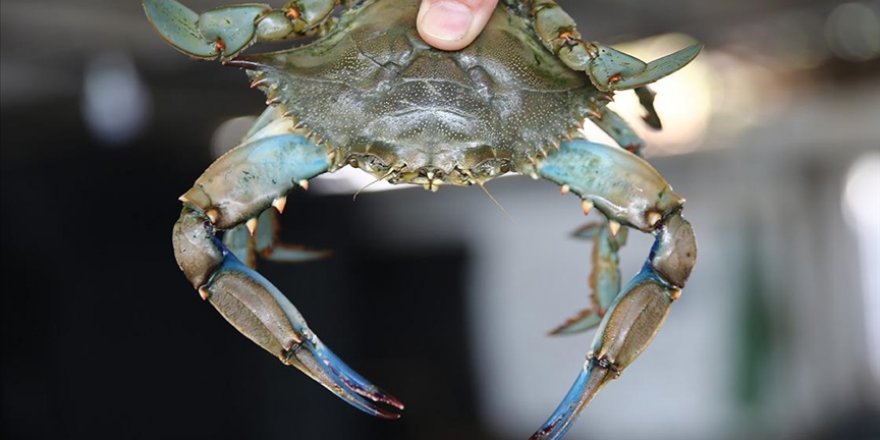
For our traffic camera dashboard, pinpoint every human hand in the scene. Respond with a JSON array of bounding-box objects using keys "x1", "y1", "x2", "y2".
[{"x1": 417, "y1": 0, "x2": 500, "y2": 51}]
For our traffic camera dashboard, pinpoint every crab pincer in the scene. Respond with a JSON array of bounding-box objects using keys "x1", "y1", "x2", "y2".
[
  {"x1": 143, "y1": 0, "x2": 338, "y2": 60},
  {"x1": 532, "y1": 140, "x2": 697, "y2": 439},
  {"x1": 172, "y1": 118, "x2": 404, "y2": 418},
  {"x1": 528, "y1": 0, "x2": 701, "y2": 91}
]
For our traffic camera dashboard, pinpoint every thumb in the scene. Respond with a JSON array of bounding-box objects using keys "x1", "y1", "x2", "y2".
[{"x1": 417, "y1": 0, "x2": 500, "y2": 51}]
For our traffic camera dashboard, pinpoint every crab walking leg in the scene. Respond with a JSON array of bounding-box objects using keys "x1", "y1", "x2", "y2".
[
  {"x1": 525, "y1": 0, "x2": 701, "y2": 92},
  {"x1": 549, "y1": 222, "x2": 628, "y2": 335},
  {"x1": 587, "y1": 105, "x2": 647, "y2": 156},
  {"x1": 532, "y1": 140, "x2": 697, "y2": 439},
  {"x1": 143, "y1": 0, "x2": 341, "y2": 60},
  {"x1": 223, "y1": 209, "x2": 330, "y2": 268},
  {"x1": 173, "y1": 119, "x2": 404, "y2": 419},
  {"x1": 635, "y1": 86, "x2": 663, "y2": 130}
]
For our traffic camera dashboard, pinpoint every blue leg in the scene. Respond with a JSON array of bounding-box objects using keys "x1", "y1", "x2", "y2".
[
  {"x1": 531, "y1": 140, "x2": 697, "y2": 439},
  {"x1": 173, "y1": 118, "x2": 404, "y2": 419},
  {"x1": 223, "y1": 107, "x2": 330, "y2": 268},
  {"x1": 549, "y1": 221, "x2": 628, "y2": 335},
  {"x1": 588, "y1": 105, "x2": 647, "y2": 156}
]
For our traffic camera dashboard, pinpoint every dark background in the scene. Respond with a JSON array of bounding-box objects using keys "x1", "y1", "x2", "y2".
[{"x1": 2, "y1": 1, "x2": 879, "y2": 439}]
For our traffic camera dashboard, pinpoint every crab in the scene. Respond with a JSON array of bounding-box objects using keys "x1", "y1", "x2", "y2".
[{"x1": 145, "y1": 0, "x2": 699, "y2": 438}]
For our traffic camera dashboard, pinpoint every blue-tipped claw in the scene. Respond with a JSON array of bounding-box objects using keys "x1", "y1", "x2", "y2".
[
  {"x1": 532, "y1": 268, "x2": 674, "y2": 439},
  {"x1": 533, "y1": 210, "x2": 695, "y2": 438},
  {"x1": 200, "y1": 240, "x2": 404, "y2": 419},
  {"x1": 530, "y1": 362, "x2": 611, "y2": 440},
  {"x1": 296, "y1": 330, "x2": 405, "y2": 419},
  {"x1": 314, "y1": 345, "x2": 406, "y2": 416}
]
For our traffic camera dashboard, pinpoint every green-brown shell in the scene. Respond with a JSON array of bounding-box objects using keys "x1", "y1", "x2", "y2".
[{"x1": 241, "y1": 0, "x2": 601, "y2": 186}]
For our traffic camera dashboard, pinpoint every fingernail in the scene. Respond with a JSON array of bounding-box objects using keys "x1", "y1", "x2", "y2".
[{"x1": 419, "y1": 1, "x2": 474, "y2": 42}]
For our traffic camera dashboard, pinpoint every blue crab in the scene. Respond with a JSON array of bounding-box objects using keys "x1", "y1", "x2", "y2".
[{"x1": 146, "y1": 0, "x2": 699, "y2": 438}]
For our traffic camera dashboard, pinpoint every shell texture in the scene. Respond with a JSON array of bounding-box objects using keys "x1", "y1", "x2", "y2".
[{"x1": 241, "y1": 0, "x2": 601, "y2": 184}]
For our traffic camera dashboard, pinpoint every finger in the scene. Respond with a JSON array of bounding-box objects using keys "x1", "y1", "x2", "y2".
[{"x1": 417, "y1": 0, "x2": 499, "y2": 51}]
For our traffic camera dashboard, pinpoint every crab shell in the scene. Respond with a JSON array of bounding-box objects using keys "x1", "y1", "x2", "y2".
[{"x1": 234, "y1": 0, "x2": 597, "y2": 188}]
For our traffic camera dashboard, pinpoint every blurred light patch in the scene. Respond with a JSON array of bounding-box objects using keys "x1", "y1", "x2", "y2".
[
  {"x1": 582, "y1": 34, "x2": 712, "y2": 156},
  {"x1": 210, "y1": 116, "x2": 257, "y2": 158},
  {"x1": 843, "y1": 153, "x2": 880, "y2": 231},
  {"x1": 825, "y1": 2, "x2": 880, "y2": 62},
  {"x1": 81, "y1": 52, "x2": 151, "y2": 147},
  {"x1": 841, "y1": 152, "x2": 880, "y2": 383},
  {"x1": 770, "y1": 10, "x2": 830, "y2": 70}
]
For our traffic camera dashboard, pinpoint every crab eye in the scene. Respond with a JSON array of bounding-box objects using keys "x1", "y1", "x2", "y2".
[
  {"x1": 348, "y1": 154, "x2": 390, "y2": 173},
  {"x1": 471, "y1": 159, "x2": 512, "y2": 179}
]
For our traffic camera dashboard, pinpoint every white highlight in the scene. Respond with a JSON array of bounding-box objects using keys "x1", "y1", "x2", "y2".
[
  {"x1": 82, "y1": 53, "x2": 151, "y2": 146},
  {"x1": 841, "y1": 152, "x2": 880, "y2": 385},
  {"x1": 312, "y1": 166, "x2": 400, "y2": 195}
]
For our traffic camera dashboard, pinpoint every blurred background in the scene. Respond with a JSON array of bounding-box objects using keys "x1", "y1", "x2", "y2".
[{"x1": 2, "y1": 0, "x2": 879, "y2": 439}]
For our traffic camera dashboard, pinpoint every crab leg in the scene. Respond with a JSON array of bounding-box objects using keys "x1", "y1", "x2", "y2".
[
  {"x1": 143, "y1": 0, "x2": 341, "y2": 60},
  {"x1": 223, "y1": 107, "x2": 331, "y2": 268},
  {"x1": 173, "y1": 117, "x2": 404, "y2": 418},
  {"x1": 635, "y1": 86, "x2": 663, "y2": 130},
  {"x1": 531, "y1": 139, "x2": 696, "y2": 439},
  {"x1": 549, "y1": 221, "x2": 627, "y2": 335},
  {"x1": 223, "y1": 208, "x2": 330, "y2": 268},
  {"x1": 587, "y1": 104, "x2": 647, "y2": 155},
  {"x1": 526, "y1": 0, "x2": 701, "y2": 92}
]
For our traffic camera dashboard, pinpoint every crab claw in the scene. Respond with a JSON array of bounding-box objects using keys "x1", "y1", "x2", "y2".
[
  {"x1": 531, "y1": 269, "x2": 680, "y2": 439},
  {"x1": 189, "y1": 220, "x2": 404, "y2": 418},
  {"x1": 589, "y1": 44, "x2": 702, "y2": 92},
  {"x1": 143, "y1": 0, "x2": 342, "y2": 60},
  {"x1": 143, "y1": 0, "x2": 271, "y2": 59},
  {"x1": 530, "y1": 215, "x2": 695, "y2": 440},
  {"x1": 172, "y1": 117, "x2": 403, "y2": 419},
  {"x1": 536, "y1": 141, "x2": 696, "y2": 438},
  {"x1": 529, "y1": 359, "x2": 609, "y2": 440}
]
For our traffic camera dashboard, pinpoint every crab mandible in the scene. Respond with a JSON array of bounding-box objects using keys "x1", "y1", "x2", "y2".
[{"x1": 146, "y1": 0, "x2": 698, "y2": 438}]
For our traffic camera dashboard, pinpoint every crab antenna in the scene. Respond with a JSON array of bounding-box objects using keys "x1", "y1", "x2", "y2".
[
  {"x1": 352, "y1": 169, "x2": 396, "y2": 201},
  {"x1": 478, "y1": 181, "x2": 512, "y2": 219}
]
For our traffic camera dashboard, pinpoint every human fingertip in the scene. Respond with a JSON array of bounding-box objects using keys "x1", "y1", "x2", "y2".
[{"x1": 418, "y1": 1, "x2": 474, "y2": 43}]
